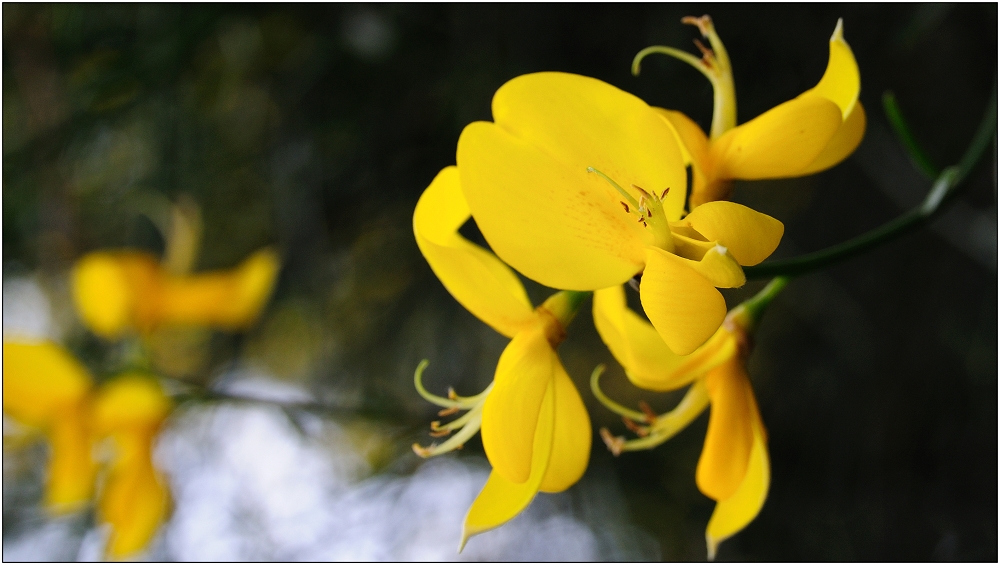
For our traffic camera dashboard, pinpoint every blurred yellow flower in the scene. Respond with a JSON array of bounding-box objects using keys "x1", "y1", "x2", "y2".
[
  {"x1": 412, "y1": 167, "x2": 591, "y2": 549},
  {"x1": 454, "y1": 72, "x2": 783, "y2": 354},
  {"x1": 3, "y1": 340, "x2": 97, "y2": 511},
  {"x1": 92, "y1": 374, "x2": 173, "y2": 559},
  {"x1": 71, "y1": 247, "x2": 280, "y2": 339},
  {"x1": 2, "y1": 340, "x2": 173, "y2": 559},
  {"x1": 640, "y1": 16, "x2": 865, "y2": 206},
  {"x1": 592, "y1": 286, "x2": 768, "y2": 560}
]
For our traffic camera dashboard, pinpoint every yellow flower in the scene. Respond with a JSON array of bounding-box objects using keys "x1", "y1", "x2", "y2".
[
  {"x1": 454, "y1": 71, "x2": 783, "y2": 355},
  {"x1": 592, "y1": 285, "x2": 768, "y2": 560},
  {"x1": 640, "y1": 16, "x2": 865, "y2": 207},
  {"x1": 3, "y1": 340, "x2": 97, "y2": 511},
  {"x1": 2, "y1": 340, "x2": 173, "y2": 559},
  {"x1": 92, "y1": 374, "x2": 173, "y2": 559},
  {"x1": 413, "y1": 166, "x2": 591, "y2": 549},
  {"x1": 71, "y1": 247, "x2": 280, "y2": 339}
]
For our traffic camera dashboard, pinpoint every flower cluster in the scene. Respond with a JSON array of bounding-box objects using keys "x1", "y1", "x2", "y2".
[
  {"x1": 3, "y1": 200, "x2": 279, "y2": 559},
  {"x1": 412, "y1": 15, "x2": 862, "y2": 558}
]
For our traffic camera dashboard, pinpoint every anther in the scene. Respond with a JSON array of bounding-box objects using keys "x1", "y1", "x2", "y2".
[
  {"x1": 600, "y1": 428, "x2": 625, "y2": 457},
  {"x1": 660, "y1": 188, "x2": 670, "y2": 199},
  {"x1": 412, "y1": 443, "x2": 435, "y2": 458},
  {"x1": 620, "y1": 201, "x2": 630, "y2": 213},
  {"x1": 437, "y1": 406, "x2": 460, "y2": 417},
  {"x1": 647, "y1": 208, "x2": 652, "y2": 218},
  {"x1": 693, "y1": 38, "x2": 714, "y2": 59},
  {"x1": 429, "y1": 429, "x2": 451, "y2": 438},
  {"x1": 447, "y1": 387, "x2": 458, "y2": 400},
  {"x1": 622, "y1": 417, "x2": 650, "y2": 438},
  {"x1": 638, "y1": 400, "x2": 658, "y2": 424},
  {"x1": 631, "y1": 184, "x2": 652, "y2": 199}
]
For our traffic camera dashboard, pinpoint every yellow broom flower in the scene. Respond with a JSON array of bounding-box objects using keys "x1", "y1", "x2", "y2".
[{"x1": 413, "y1": 166, "x2": 591, "y2": 549}]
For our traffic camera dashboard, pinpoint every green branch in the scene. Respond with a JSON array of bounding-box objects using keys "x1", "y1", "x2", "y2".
[{"x1": 745, "y1": 82, "x2": 996, "y2": 280}]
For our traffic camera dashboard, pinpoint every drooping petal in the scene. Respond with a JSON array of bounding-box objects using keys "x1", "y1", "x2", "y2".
[
  {"x1": 158, "y1": 248, "x2": 279, "y2": 331},
  {"x1": 480, "y1": 324, "x2": 556, "y2": 483},
  {"x1": 458, "y1": 121, "x2": 646, "y2": 290},
  {"x1": 695, "y1": 356, "x2": 757, "y2": 502},
  {"x1": 681, "y1": 201, "x2": 784, "y2": 266},
  {"x1": 71, "y1": 252, "x2": 161, "y2": 339},
  {"x1": 492, "y1": 72, "x2": 688, "y2": 221},
  {"x1": 705, "y1": 416, "x2": 770, "y2": 561},
  {"x1": 593, "y1": 287, "x2": 738, "y2": 391},
  {"x1": 639, "y1": 247, "x2": 727, "y2": 356},
  {"x1": 99, "y1": 448, "x2": 170, "y2": 559},
  {"x1": 538, "y1": 361, "x2": 591, "y2": 493},
  {"x1": 799, "y1": 101, "x2": 866, "y2": 175},
  {"x1": 413, "y1": 166, "x2": 535, "y2": 337},
  {"x1": 710, "y1": 95, "x2": 843, "y2": 180},
  {"x1": 47, "y1": 410, "x2": 97, "y2": 510},
  {"x1": 461, "y1": 376, "x2": 555, "y2": 549},
  {"x1": 2, "y1": 340, "x2": 93, "y2": 425},
  {"x1": 806, "y1": 19, "x2": 861, "y2": 118}
]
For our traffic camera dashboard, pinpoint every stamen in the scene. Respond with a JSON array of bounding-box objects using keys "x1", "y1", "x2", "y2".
[
  {"x1": 437, "y1": 406, "x2": 460, "y2": 417},
  {"x1": 693, "y1": 38, "x2": 714, "y2": 60},
  {"x1": 638, "y1": 400, "x2": 659, "y2": 424},
  {"x1": 620, "y1": 201, "x2": 630, "y2": 213},
  {"x1": 631, "y1": 184, "x2": 652, "y2": 199},
  {"x1": 600, "y1": 428, "x2": 625, "y2": 457},
  {"x1": 429, "y1": 428, "x2": 451, "y2": 438},
  {"x1": 660, "y1": 188, "x2": 670, "y2": 200},
  {"x1": 590, "y1": 365, "x2": 649, "y2": 422},
  {"x1": 647, "y1": 209, "x2": 652, "y2": 218},
  {"x1": 622, "y1": 417, "x2": 650, "y2": 437},
  {"x1": 588, "y1": 167, "x2": 640, "y2": 210}
]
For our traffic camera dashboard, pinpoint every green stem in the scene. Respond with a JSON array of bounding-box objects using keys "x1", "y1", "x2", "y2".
[
  {"x1": 745, "y1": 82, "x2": 997, "y2": 280},
  {"x1": 882, "y1": 91, "x2": 941, "y2": 178},
  {"x1": 740, "y1": 276, "x2": 790, "y2": 326}
]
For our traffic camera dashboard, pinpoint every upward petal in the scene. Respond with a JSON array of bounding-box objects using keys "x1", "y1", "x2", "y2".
[
  {"x1": 461, "y1": 374, "x2": 555, "y2": 549},
  {"x1": 538, "y1": 360, "x2": 591, "y2": 493},
  {"x1": 639, "y1": 247, "x2": 727, "y2": 356},
  {"x1": 806, "y1": 19, "x2": 861, "y2": 118},
  {"x1": 480, "y1": 324, "x2": 556, "y2": 483},
  {"x1": 2, "y1": 340, "x2": 93, "y2": 425},
  {"x1": 458, "y1": 121, "x2": 646, "y2": 290},
  {"x1": 695, "y1": 356, "x2": 758, "y2": 502},
  {"x1": 799, "y1": 101, "x2": 866, "y2": 175},
  {"x1": 414, "y1": 167, "x2": 535, "y2": 337},
  {"x1": 157, "y1": 248, "x2": 279, "y2": 331},
  {"x1": 681, "y1": 201, "x2": 784, "y2": 266},
  {"x1": 492, "y1": 73, "x2": 688, "y2": 221},
  {"x1": 711, "y1": 95, "x2": 843, "y2": 180}
]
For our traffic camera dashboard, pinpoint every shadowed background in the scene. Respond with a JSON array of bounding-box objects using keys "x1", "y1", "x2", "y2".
[{"x1": 3, "y1": 3, "x2": 996, "y2": 561}]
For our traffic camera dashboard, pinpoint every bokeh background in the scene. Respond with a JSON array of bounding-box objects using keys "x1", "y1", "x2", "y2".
[{"x1": 3, "y1": 3, "x2": 996, "y2": 561}]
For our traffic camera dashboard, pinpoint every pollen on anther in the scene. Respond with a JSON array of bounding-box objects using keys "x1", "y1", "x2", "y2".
[
  {"x1": 660, "y1": 188, "x2": 670, "y2": 199},
  {"x1": 646, "y1": 209, "x2": 652, "y2": 218},
  {"x1": 620, "y1": 201, "x2": 630, "y2": 213},
  {"x1": 437, "y1": 406, "x2": 460, "y2": 417}
]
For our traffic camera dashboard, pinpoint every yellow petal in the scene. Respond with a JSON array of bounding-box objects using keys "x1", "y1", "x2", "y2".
[
  {"x1": 71, "y1": 252, "x2": 161, "y2": 339},
  {"x1": 480, "y1": 324, "x2": 555, "y2": 483},
  {"x1": 682, "y1": 201, "x2": 784, "y2": 266},
  {"x1": 458, "y1": 121, "x2": 646, "y2": 290},
  {"x1": 695, "y1": 356, "x2": 758, "y2": 502},
  {"x1": 674, "y1": 244, "x2": 746, "y2": 289},
  {"x1": 158, "y1": 248, "x2": 279, "y2": 331},
  {"x1": 92, "y1": 374, "x2": 172, "y2": 435},
  {"x1": 100, "y1": 455, "x2": 170, "y2": 559},
  {"x1": 46, "y1": 408, "x2": 97, "y2": 511},
  {"x1": 639, "y1": 247, "x2": 726, "y2": 356},
  {"x1": 461, "y1": 375, "x2": 555, "y2": 549},
  {"x1": 705, "y1": 416, "x2": 770, "y2": 561},
  {"x1": 593, "y1": 287, "x2": 738, "y2": 391},
  {"x1": 653, "y1": 108, "x2": 710, "y2": 174},
  {"x1": 711, "y1": 95, "x2": 843, "y2": 180},
  {"x1": 413, "y1": 166, "x2": 535, "y2": 337},
  {"x1": 492, "y1": 73, "x2": 687, "y2": 221},
  {"x1": 2, "y1": 340, "x2": 93, "y2": 425},
  {"x1": 799, "y1": 100, "x2": 867, "y2": 175},
  {"x1": 538, "y1": 361, "x2": 591, "y2": 493},
  {"x1": 806, "y1": 19, "x2": 861, "y2": 118}
]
